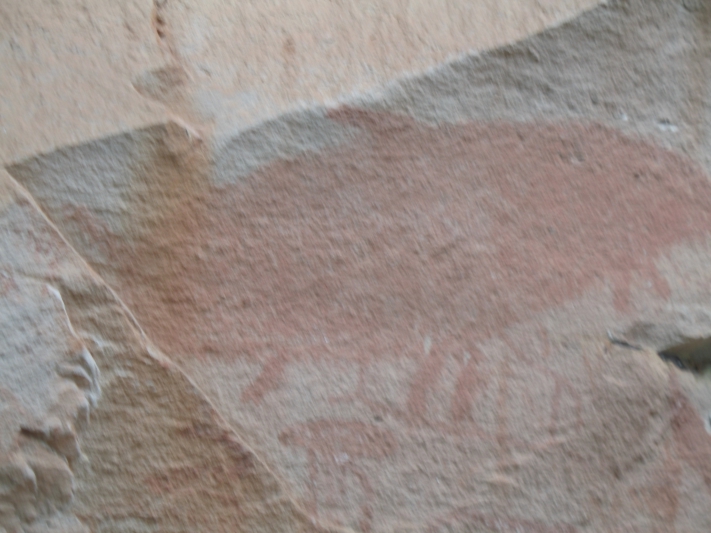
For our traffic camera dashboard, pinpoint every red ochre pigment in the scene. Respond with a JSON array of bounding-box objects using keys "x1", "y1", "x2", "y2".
[
  {"x1": 66, "y1": 109, "x2": 711, "y2": 530},
  {"x1": 108, "y1": 112, "x2": 708, "y2": 400}
]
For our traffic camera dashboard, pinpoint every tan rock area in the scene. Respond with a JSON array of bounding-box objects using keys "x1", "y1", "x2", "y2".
[
  {"x1": 0, "y1": 0, "x2": 598, "y2": 161},
  {"x1": 5, "y1": 0, "x2": 711, "y2": 531}
]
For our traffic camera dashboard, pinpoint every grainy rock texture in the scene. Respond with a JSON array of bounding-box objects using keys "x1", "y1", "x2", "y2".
[
  {"x1": 0, "y1": 175, "x2": 338, "y2": 533},
  {"x1": 4, "y1": 0, "x2": 711, "y2": 532}
]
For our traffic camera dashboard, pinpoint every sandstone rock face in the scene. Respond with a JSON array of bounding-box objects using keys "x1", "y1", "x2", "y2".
[{"x1": 4, "y1": 0, "x2": 711, "y2": 532}]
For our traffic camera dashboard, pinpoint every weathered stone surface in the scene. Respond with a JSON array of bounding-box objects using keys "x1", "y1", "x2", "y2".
[
  {"x1": 0, "y1": 176, "x2": 337, "y2": 531},
  {"x1": 4, "y1": 0, "x2": 711, "y2": 532},
  {"x1": 142, "y1": 0, "x2": 600, "y2": 137},
  {"x1": 0, "y1": 186, "x2": 98, "y2": 532},
  {"x1": 0, "y1": 0, "x2": 598, "y2": 162}
]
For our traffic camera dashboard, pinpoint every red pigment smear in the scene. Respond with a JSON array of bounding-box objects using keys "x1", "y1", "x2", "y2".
[
  {"x1": 671, "y1": 384, "x2": 711, "y2": 494},
  {"x1": 90, "y1": 109, "x2": 711, "y2": 423}
]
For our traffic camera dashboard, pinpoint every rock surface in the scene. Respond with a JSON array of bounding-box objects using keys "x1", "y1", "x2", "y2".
[
  {"x1": 0, "y1": 174, "x2": 337, "y2": 532},
  {"x1": 4, "y1": 0, "x2": 711, "y2": 532}
]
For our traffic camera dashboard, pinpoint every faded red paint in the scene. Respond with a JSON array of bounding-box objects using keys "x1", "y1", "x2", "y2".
[
  {"x1": 671, "y1": 378, "x2": 711, "y2": 493},
  {"x1": 279, "y1": 420, "x2": 397, "y2": 531},
  {"x1": 103, "y1": 110, "x2": 711, "y2": 411},
  {"x1": 56, "y1": 109, "x2": 711, "y2": 530}
]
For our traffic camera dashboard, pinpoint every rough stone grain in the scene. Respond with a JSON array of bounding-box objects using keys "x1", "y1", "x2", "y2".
[
  {"x1": 0, "y1": 173, "x2": 340, "y2": 532},
  {"x1": 5, "y1": 0, "x2": 711, "y2": 532}
]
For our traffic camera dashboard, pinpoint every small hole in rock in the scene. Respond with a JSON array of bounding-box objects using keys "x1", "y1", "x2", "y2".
[{"x1": 658, "y1": 336, "x2": 711, "y2": 373}]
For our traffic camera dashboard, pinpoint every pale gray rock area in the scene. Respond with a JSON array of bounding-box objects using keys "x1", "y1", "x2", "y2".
[{"x1": 363, "y1": 0, "x2": 711, "y2": 166}]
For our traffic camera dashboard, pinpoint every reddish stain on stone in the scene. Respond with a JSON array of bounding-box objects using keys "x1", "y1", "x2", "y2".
[
  {"x1": 279, "y1": 420, "x2": 397, "y2": 531},
  {"x1": 35, "y1": 107, "x2": 711, "y2": 531},
  {"x1": 620, "y1": 375, "x2": 711, "y2": 528},
  {"x1": 86, "y1": 109, "x2": 711, "y2": 425}
]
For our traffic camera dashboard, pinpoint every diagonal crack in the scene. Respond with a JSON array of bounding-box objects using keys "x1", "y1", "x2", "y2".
[{"x1": 1, "y1": 170, "x2": 352, "y2": 533}]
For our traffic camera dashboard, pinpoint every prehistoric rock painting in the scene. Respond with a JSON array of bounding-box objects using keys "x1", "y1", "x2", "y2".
[
  {"x1": 9, "y1": 0, "x2": 711, "y2": 531},
  {"x1": 10, "y1": 108, "x2": 711, "y2": 530}
]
